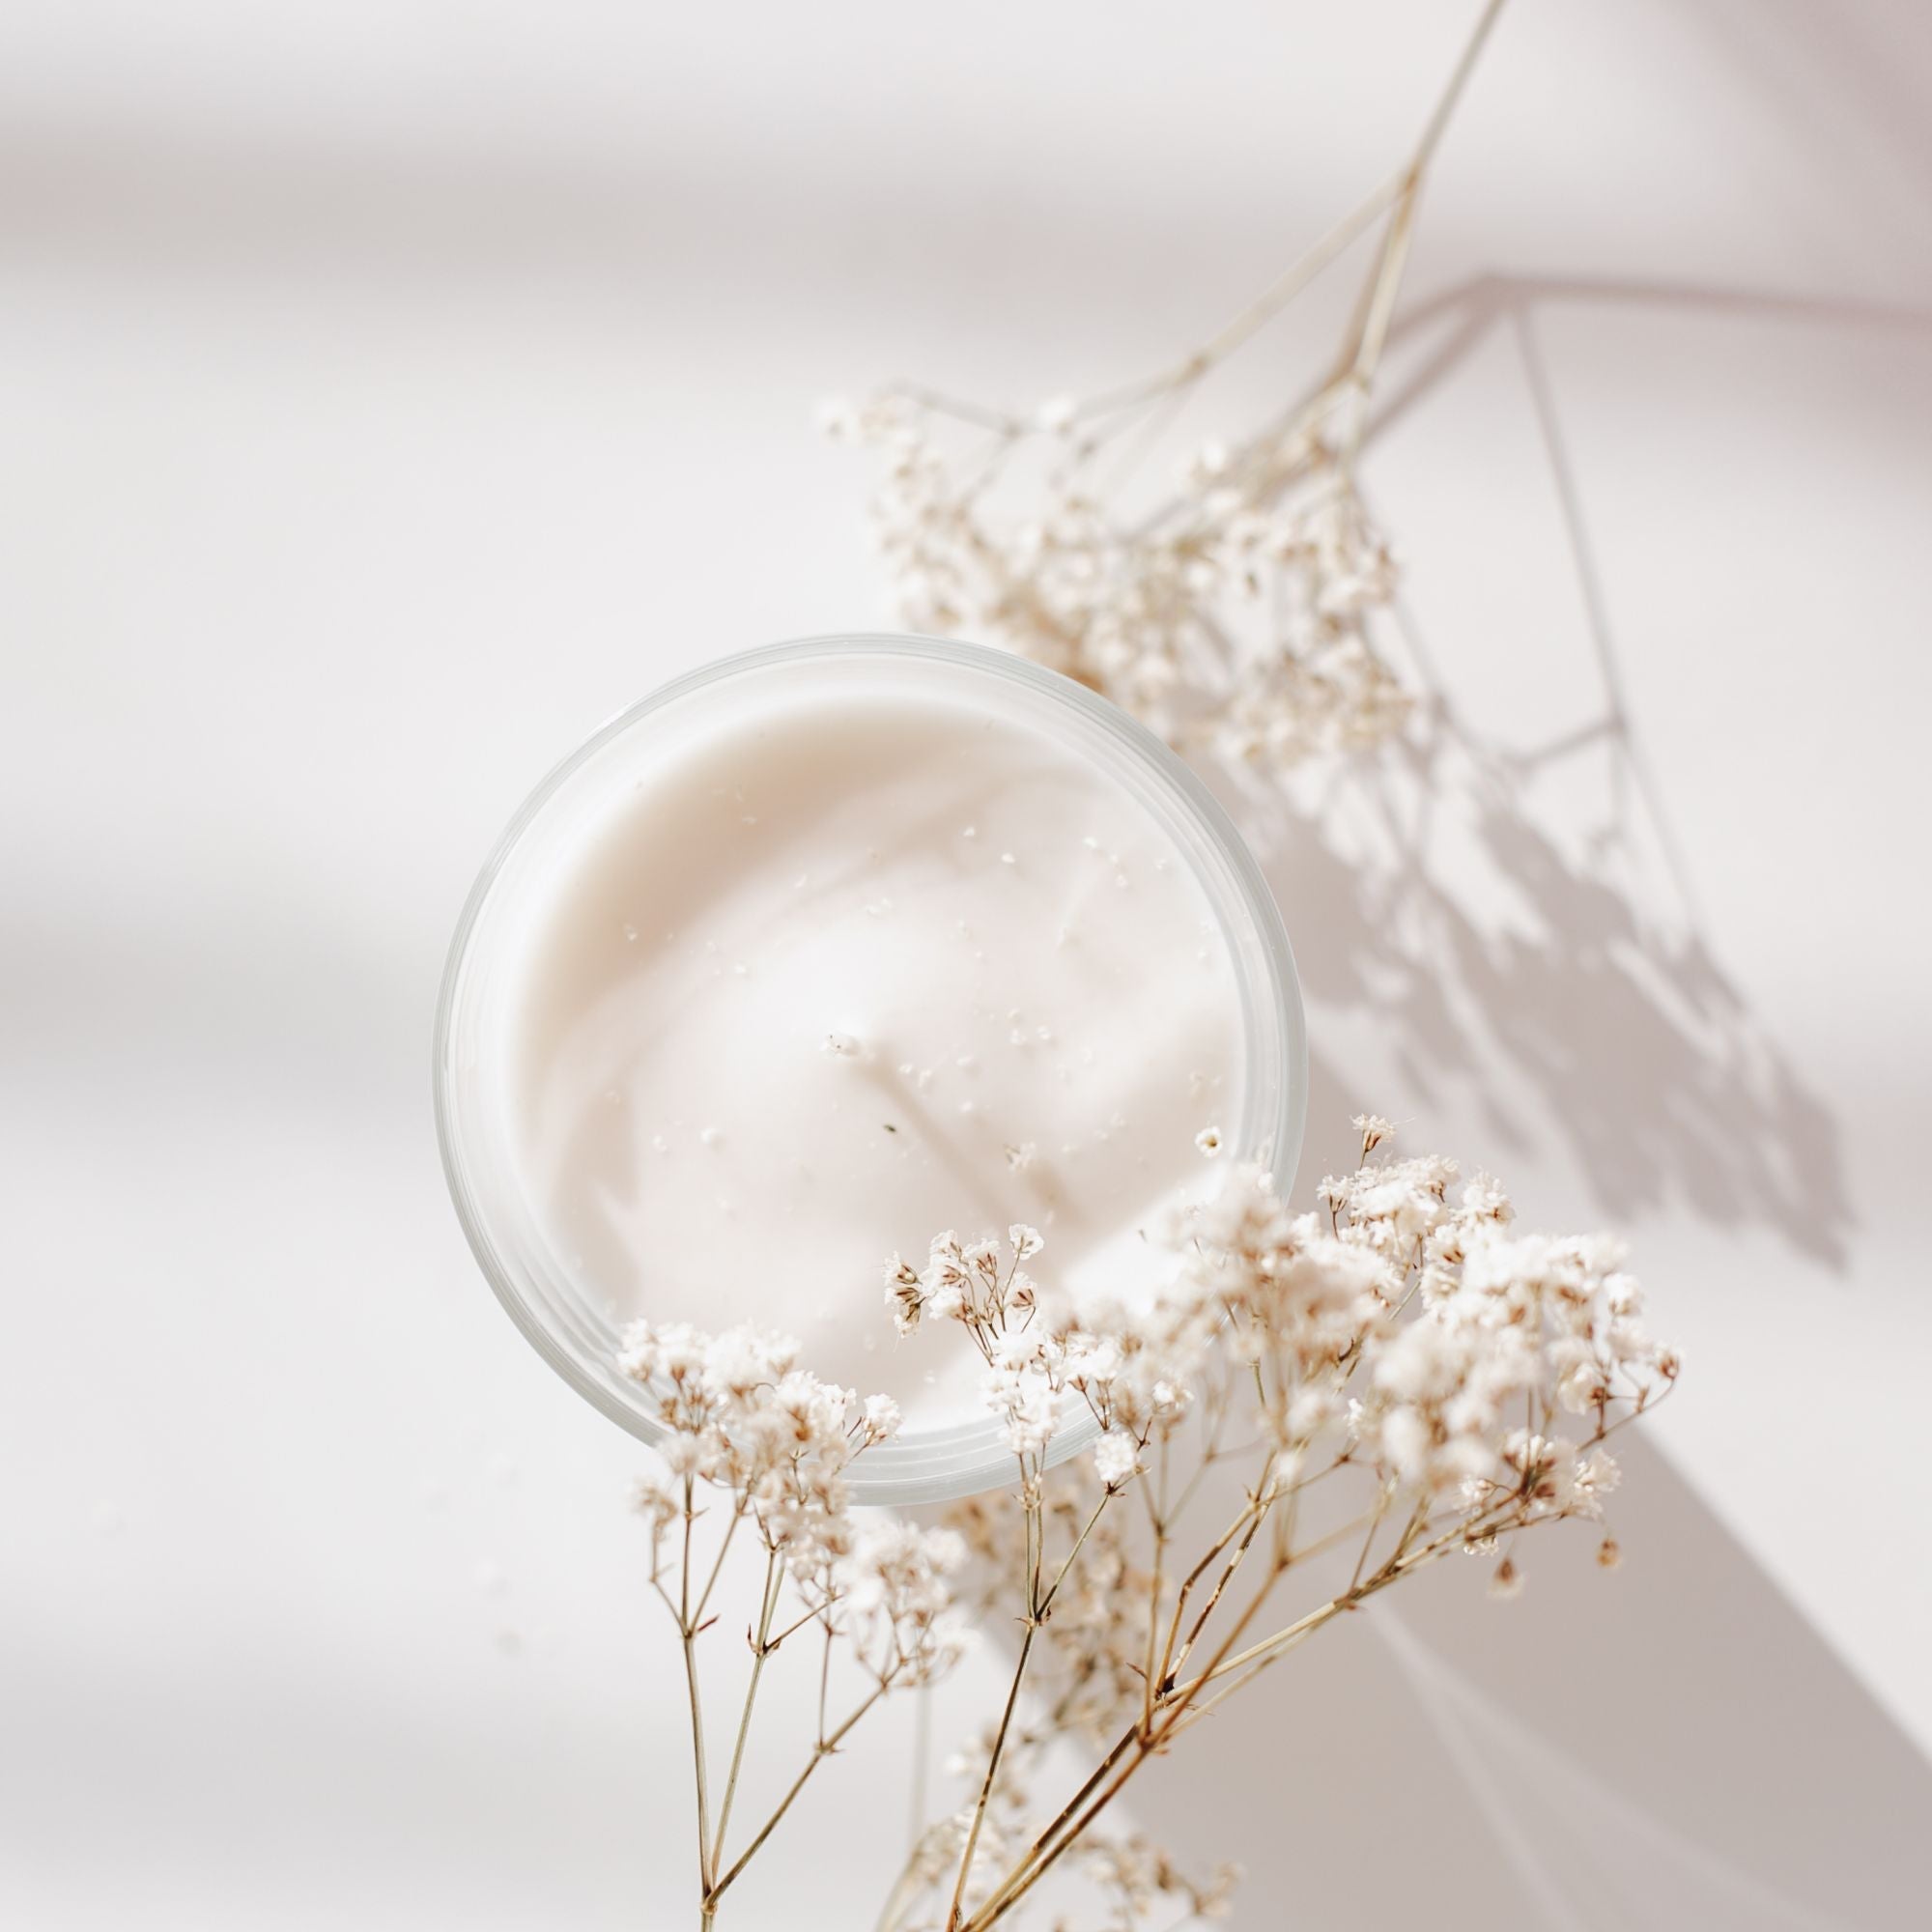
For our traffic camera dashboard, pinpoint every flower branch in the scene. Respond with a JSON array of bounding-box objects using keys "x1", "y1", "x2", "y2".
[{"x1": 825, "y1": 0, "x2": 1513, "y2": 780}]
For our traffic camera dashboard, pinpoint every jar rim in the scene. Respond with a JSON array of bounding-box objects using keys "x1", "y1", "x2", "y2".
[{"x1": 433, "y1": 633, "x2": 1307, "y2": 1506}]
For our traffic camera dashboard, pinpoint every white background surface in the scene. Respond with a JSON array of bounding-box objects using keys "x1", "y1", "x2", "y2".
[{"x1": 5, "y1": 3, "x2": 1930, "y2": 1926}]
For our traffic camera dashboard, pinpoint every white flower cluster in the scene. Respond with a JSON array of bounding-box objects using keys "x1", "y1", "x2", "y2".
[
  {"x1": 840, "y1": 1519, "x2": 974, "y2": 1689},
  {"x1": 886, "y1": 1222, "x2": 1200, "y2": 1478},
  {"x1": 1347, "y1": 1179, "x2": 1673, "y2": 1512},
  {"x1": 891, "y1": 1121, "x2": 1675, "y2": 1932},
  {"x1": 1192, "y1": 1144, "x2": 1674, "y2": 1522},
  {"x1": 619, "y1": 1320, "x2": 895, "y2": 1494},
  {"x1": 620, "y1": 1118, "x2": 1672, "y2": 1932},
  {"x1": 903, "y1": 1122, "x2": 1675, "y2": 1595},
  {"x1": 618, "y1": 1319, "x2": 965, "y2": 1678},
  {"x1": 884, "y1": 1222, "x2": 1042, "y2": 1339},
  {"x1": 824, "y1": 392, "x2": 1412, "y2": 776}
]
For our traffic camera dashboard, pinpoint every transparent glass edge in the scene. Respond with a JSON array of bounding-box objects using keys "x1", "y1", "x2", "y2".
[{"x1": 433, "y1": 633, "x2": 1307, "y2": 1510}]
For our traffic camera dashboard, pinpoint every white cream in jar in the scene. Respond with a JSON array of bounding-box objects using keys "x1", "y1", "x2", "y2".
[
  {"x1": 501, "y1": 683, "x2": 1240, "y2": 1426},
  {"x1": 438, "y1": 637, "x2": 1304, "y2": 1501}
]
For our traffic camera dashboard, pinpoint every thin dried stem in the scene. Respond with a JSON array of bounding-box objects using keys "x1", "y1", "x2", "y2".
[
  {"x1": 678, "y1": 1478, "x2": 714, "y2": 1918},
  {"x1": 945, "y1": 1622, "x2": 1038, "y2": 1930},
  {"x1": 1066, "y1": 178, "x2": 1402, "y2": 426},
  {"x1": 706, "y1": 1679, "x2": 898, "y2": 1909},
  {"x1": 709, "y1": 1550, "x2": 783, "y2": 1879}
]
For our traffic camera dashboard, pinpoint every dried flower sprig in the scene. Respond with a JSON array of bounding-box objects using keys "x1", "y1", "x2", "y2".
[
  {"x1": 618, "y1": 1322, "x2": 970, "y2": 1927},
  {"x1": 626, "y1": 1107, "x2": 1674, "y2": 1930},
  {"x1": 871, "y1": 1112, "x2": 1676, "y2": 1929},
  {"x1": 826, "y1": 3, "x2": 1509, "y2": 778}
]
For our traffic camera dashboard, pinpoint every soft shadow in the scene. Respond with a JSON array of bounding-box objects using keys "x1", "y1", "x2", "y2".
[
  {"x1": 1675, "y1": 0, "x2": 1932, "y2": 238},
  {"x1": 1229, "y1": 694, "x2": 1851, "y2": 1261},
  {"x1": 1205, "y1": 268, "x2": 1884, "y2": 1262},
  {"x1": 1118, "y1": 1435, "x2": 1932, "y2": 1930}
]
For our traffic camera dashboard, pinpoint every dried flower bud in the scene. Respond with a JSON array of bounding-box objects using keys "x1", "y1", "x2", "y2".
[
  {"x1": 861, "y1": 1393, "x2": 903, "y2": 1446},
  {"x1": 1094, "y1": 1432, "x2": 1141, "y2": 1490}
]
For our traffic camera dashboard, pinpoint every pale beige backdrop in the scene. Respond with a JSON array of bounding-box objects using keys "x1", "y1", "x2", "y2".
[{"x1": 4, "y1": 2, "x2": 1930, "y2": 1927}]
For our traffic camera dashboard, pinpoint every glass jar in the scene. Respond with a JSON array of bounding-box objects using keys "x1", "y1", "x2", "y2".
[{"x1": 434, "y1": 634, "x2": 1305, "y2": 1504}]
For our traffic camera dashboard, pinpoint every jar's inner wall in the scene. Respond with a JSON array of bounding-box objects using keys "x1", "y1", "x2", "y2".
[{"x1": 479, "y1": 671, "x2": 1246, "y2": 1427}]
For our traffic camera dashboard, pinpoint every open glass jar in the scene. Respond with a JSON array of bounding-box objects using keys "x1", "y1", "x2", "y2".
[{"x1": 435, "y1": 634, "x2": 1305, "y2": 1504}]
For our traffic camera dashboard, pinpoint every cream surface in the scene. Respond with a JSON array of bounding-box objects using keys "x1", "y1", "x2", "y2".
[{"x1": 501, "y1": 685, "x2": 1242, "y2": 1424}]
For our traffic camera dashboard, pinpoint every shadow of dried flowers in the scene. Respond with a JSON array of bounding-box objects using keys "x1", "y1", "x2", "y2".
[
  {"x1": 1228, "y1": 679, "x2": 1850, "y2": 1264},
  {"x1": 832, "y1": 256, "x2": 1869, "y2": 1263}
]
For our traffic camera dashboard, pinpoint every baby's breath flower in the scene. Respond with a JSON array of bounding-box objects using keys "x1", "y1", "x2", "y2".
[
  {"x1": 828, "y1": 382, "x2": 1416, "y2": 779},
  {"x1": 987, "y1": 1364, "x2": 1062, "y2": 1458},
  {"x1": 884, "y1": 1253, "x2": 924, "y2": 1335},
  {"x1": 629, "y1": 1470, "x2": 679, "y2": 1533},
  {"x1": 860, "y1": 1392, "x2": 903, "y2": 1445},
  {"x1": 842, "y1": 1520, "x2": 973, "y2": 1685},
  {"x1": 1093, "y1": 1431, "x2": 1141, "y2": 1490},
  {"x1": 616, "y1": 1319, "x2": 910, "y2": 1622}
]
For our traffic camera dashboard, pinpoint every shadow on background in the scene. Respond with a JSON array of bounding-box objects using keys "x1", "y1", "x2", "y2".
[
  {"x1": 1208, "y1": 264, "x2": 1932, "y2": 1264},
  {"x1": 1120, "y1": 1434, "x2": 1932, "y2": 1931},
  {"x1": 1234, "y1": 683, "x2": 1854, "y2": 1264}
]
